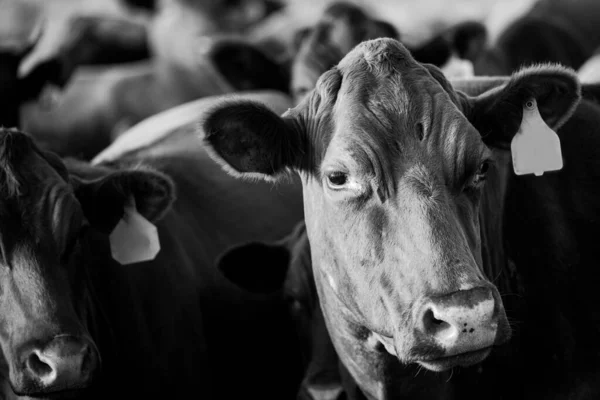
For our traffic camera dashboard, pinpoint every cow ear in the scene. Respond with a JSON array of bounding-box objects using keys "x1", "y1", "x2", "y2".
[
  {"x1": 72, "y1": 167, "x2": 175, "y2": 234},
  {"x1": 217, "y1": 242, "x2": 291, "y2": 294},
  {"x1": 210, "y1": 41, "x2": 289, "y2": 94},
  {"x1": 467, "y1": 65, "x2": 581, "y2": 149},
  {"x1": 202, "y1": 100, "x2": 305, "y2": 180}
]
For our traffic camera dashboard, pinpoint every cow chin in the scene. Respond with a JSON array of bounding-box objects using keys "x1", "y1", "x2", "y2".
[
  {"x1": 415, "y1": 346, "x2": 493, "y2": 372},
  {"x1": 373, "y1": 333, "x2": 493, "y2": 372},
  {"x1": 11, "y1": 381, "x2": 95, "y2": 400},
  {"x1": 12, "y1": 388, "x2": 90, "y2": 400},
  {"x1": 373, "y1": 323, "x2": 505, "y2": 372}
]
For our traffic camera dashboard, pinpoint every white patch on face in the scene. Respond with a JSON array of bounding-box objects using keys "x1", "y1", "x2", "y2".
[
  {"x1": 307, "y1": 384, "x2": 344, "y2": 400},
  {"x1": 431, "y1": 298, "x2": 497, "y2": 351},
  {"x1": 327, "y1": 273, "x2": 338, "y2": 293},
  {"x1": 441, "y1": 53, "x2": 474, "y2": 79}
]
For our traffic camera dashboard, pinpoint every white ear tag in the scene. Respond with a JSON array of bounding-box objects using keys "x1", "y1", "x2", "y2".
[
  {"x1": 109, "y1": 198, "x2": 161, "y2": 265},
  {"x1": 511, "y1": 98, "x2": 563, "y2": 176}
]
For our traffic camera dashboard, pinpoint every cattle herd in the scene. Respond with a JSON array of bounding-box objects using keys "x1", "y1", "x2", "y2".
[{"x1": 1, "y1": 0, "x2": 600, "y2": 399}]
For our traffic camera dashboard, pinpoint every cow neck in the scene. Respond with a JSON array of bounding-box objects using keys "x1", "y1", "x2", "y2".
[{"x1": 478, "y1": 150, "x2": 524, "y2": 299}]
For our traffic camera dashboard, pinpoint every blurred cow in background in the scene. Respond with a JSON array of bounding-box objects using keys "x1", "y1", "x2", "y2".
[
  {"x1": 290, "y1": 2, "x2": 487, "y2": 104},
  {"x1": 579, "y1": 47, "x2": 600, "y2": 84},
  {"x1": 16, "y1": 0, "x2": 287, "y2": 160},
  {"x1": 473, "y1": 0, "x2": 600, "y2": 75},
  {"x1": 21, "y1": 36, "x2": 288, "y2": 160}
]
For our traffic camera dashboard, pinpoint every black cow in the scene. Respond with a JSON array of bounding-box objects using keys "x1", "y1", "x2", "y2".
[
  {"x1": 474, "y1": 0, "x2": 600, "y2": 75},
  {"x1": 0, "y1": 91, "x2": 305, "y2": 400}
]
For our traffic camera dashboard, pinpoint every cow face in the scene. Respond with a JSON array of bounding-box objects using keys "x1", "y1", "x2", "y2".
[
  {"x1": 203, "y1": 39, "x2": 580, "y2": 372},
  {"x1": 0, "y1": 129, "x2": 174, "y2": 397}
]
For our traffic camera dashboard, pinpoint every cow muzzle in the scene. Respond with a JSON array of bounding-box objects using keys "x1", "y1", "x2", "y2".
[
  {"x1": 411, "y1": 286, "x2": 510, "y2": 371},
  {"x1": 12, "y1": 335, "x2": 99, "y2": 396}
]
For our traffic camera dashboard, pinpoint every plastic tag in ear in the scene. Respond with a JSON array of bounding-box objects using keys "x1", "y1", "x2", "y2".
[
  {"x1": 511, "y1": 98, "x2": 563, "y2": 176},
  {"x1": 109, "y1": 198, "x2": 160, "y2": 265}
]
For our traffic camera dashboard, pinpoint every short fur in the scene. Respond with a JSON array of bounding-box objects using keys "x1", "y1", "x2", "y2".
[{"x1": 203, "y1": 37, "x2": 592, "y2": 399}]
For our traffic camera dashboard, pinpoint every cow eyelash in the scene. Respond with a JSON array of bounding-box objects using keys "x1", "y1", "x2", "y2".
[
  {"x1": 466, "y1": 160, "x2": 493, "y2": 191},
  {"x1": 476, "y1": 160, "x2": 490, "y2": 179},
  {"x1": 327, "y1": 171, "x2": 349, "y2": 188},
  {"x1": 61, "y1": 224, "x2": 88, "y2": 263}
]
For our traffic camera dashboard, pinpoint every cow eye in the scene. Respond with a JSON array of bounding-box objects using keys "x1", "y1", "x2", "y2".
[
  {"x1": 327, "y1": 171, "x2": 348, "y2": 188},
  {"x1": 473, "y1": 160, "x2": 491, "y2": 186},
  {"x1": 61, "y1": 224, "x2": 87, "y2": 263},
  {"x1": 464, "y1": 160, "x2": 492, "y2": 194}
]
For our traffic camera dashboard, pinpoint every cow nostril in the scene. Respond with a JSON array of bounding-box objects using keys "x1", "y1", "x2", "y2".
[
  {"x1": 423, "y1": 309, "x2": 449, "y2": 331},
  {"x1": 26, "y1": 352, "x2": 55, "y2": 382},
  {"x1": 422, "y1": 309, "x2": 457, "y2": 341},
  {"x1": 21, "y1": 337, "x2": 98, "y2": 390},
  {"x1": 81, "y1": 347, "x2": 93, "y2": 375}
]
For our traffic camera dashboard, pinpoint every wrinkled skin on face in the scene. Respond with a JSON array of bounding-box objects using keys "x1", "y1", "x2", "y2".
[{"x1": 202, "y1": 38, "x2": 581, "y2": 398}]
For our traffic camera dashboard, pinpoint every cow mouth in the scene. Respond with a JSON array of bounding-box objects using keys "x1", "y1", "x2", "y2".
[
  {"x1": 416, "y1": 346, "x2": 493, "y2": 372},
  {"x1": 13, "y1": 384, "x2": 91, "y2": 400},
  {"x1": 15, "y1": 388, "x2": 87, "y2": 400}
]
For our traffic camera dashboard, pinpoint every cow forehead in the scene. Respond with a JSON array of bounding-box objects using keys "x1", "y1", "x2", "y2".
[
  {"x1": 0, "y1": 131, "x2": 73, "y2": 254},
  {"x1": 308, "y1": 39, "x2": 486, "y2": 184},
  {"x1": 333, "y1": 38, "x2": 463, "y2": 128}
]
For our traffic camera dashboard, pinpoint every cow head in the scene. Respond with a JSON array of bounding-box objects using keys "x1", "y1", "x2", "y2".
[
  {"x1": 290, "y1": 2, "x2": 487, "y2": 104},
  {"x1": 0, "y1": 129, "x2": 174, "y2": 397},
  {"x1": 202, "y1": 38, "x2": 581, "y2": 373}
]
